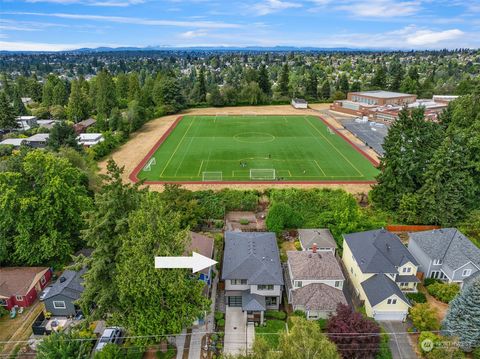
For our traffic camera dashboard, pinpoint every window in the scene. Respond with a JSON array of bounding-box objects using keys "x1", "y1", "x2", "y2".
[
  {"x1": 257, "y1": 285, "x2": 274, "y2": 291},
  {"x1": 0, "y1": 299, "x2": 7, "y2": 306},
  {"x1": 400, "y1": 282, "x2": 408, "y2": 287},
  {"x1": 231, "y1": 279, "x2": 247, "y2": 285},
  {"x1": 15, "y1": 295, "x2": 23, "y2": 301},
  {"x1": 387, "y1": 298, "x2": 397, "y2": 305},
  {"x1": 296, "y1": 281, "x2": 302, "y2": 288},
  {"x1": 53, "y1": 301, "x2": 66, "y2": 309},
  {"x1": 335, "y1": 281, "x2": 341, "y2": 288},
  {"x1": 402, "y1": 267, "x2": 411, "y2": 273},
  {"x1": 433, "y1": 259, "x2": 443, "y2": 265},
  {"x1": 40, "y1": 275, "x2": 46, "y2": 285},
  {"x1": 266, "y1": 297, "x2": 277, "y2": 306},
  {"x1": 462, "y1": 269, "x2": 472, "y2": 277}
]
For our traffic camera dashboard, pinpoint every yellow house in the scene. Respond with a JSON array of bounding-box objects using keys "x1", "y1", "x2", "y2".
[{"x1": 342, "y1": 229, "x2": 419, "y2": 321}]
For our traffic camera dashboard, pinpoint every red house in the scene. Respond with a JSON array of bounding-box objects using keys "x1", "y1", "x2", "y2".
[{"x1": 0, "y1": 267, "x2": 52, "y2": 310}]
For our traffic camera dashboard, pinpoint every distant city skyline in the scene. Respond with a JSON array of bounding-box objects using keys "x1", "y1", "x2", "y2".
[{"x1": 1, "y1": 0, "x2": 479, "y2": 51}]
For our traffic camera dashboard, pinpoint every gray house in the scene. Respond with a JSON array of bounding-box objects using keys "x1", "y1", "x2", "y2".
[
  {"x1": 43, "y1": 268, "x2": 86, "y2": 316},
  {"x1": 222, "y1": 232, "x2": 284, "y2": 323},
  {"x1": 408, "y1": 228, "x2": 480, "y2": 287},
  {"x1": 25, "y1": 133, "x2": 50, "y2": 148},
  {"x1": 298, "y1": 229, "x2": 337, "y2": 254}
]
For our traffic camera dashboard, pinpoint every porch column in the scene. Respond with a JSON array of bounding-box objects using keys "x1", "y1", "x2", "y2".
[{"x1": 260, "y1": 311, "x2": 264, "y2": 325}]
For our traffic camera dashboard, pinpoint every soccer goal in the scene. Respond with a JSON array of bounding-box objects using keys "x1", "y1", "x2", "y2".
[
  {"x1": 327, "y1": 127, "x2": 335, "y2": 135},
  {"x1": 202, "y1": 171, "x2": 223, "y2": 181},
  {"x1": 143, "y1": 157, "x2": 156, "y2": 172},
  {"x1": 250, "y1": 169, "x2": 276, "y2": 180}
]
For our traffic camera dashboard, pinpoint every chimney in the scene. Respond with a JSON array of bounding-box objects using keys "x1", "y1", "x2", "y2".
[{"x1": 312, "y1": 243, "x2": 318, "y2": 253}]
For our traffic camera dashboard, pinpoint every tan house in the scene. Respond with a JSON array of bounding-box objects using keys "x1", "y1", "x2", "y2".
[{"x1": 342, "y1": 229, "x2": 419, "y2": 321}]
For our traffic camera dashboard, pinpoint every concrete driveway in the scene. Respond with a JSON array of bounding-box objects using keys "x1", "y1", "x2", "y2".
[
  {"x1": 224, "y1": 307, "x2": 249, "y2": 356},
  {"x1": 380, "y1": 321, "x2": 418, "y2": 359}
]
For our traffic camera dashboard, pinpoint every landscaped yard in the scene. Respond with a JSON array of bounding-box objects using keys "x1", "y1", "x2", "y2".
[{"x1": 255, "y1": 319, "x2": 286, "y2": 349}]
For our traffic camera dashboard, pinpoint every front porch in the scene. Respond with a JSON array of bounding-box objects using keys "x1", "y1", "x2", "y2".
[{"x1": 396, "y1": 275, "x2": 420, "y2": 293}]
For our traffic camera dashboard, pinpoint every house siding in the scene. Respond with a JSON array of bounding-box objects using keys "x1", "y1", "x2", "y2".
[
  {"x1": 368, "y1": 294, "x2": 409, "y2": 320},
  {"x1": 452, "y1": 263, "x2": 479, "y2": 283},
  {"x1": 407, "y1": 239, "x2": 432, "y2": 275},
  {"x1": 341, "y1": 241, "x2": 374, "y2": 300}
]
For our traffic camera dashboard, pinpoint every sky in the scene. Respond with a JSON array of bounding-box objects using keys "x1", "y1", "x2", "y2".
[{"x1": 0, "y1": 0, "x2": 479, "y2": 51}]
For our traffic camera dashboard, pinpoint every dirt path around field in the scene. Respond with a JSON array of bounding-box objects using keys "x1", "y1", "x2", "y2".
[{"x1": 99, "y1": 104, "x2": 375, "y2": 194}]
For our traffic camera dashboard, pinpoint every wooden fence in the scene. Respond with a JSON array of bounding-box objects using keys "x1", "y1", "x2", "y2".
[{"x1": 386, "y1": 225, "x2": 441, "y2": 232}]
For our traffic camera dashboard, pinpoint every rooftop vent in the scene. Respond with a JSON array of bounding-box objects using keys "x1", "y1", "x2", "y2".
[{"x1": 59, "y1": 277, "x2": 66, "y2": 283}]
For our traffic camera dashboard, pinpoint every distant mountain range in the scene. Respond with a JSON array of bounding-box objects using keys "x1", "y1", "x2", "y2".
[{"x1": 1, "y1": 45, "x2": 396, "y2": 54}]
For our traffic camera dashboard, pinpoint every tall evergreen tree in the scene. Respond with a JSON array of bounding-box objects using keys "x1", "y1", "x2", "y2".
[
  {"x1": 305, "y1": 71, "x2": 318, "y2": 99},
  {"x1": 12, "y1": 87, "x2": 27, "y2": 116},
  {"x1": 320, "y1": 80, "x2": 331, "y2": 100},
  {"x1": 193, "y1": 66, "x2": 207, "y2": 103},
  {"x1": 95, "y1": 69, "x2": 117, "y2": 117},
  {"x1": 0, "y1": 91, "x2": 17, "y2": 129},
  {"x1": 52, "y1": 81, "x2": 67, "y2": 106},
  {"x1": 127, "y1": 72, "x2": 141, "y2": 102},
  {"x1": 371, "y1": 107, "x2": 443, "y2": 211},
  {"x1": 370, "y1": 65, "x2": 387, "y2": 89},
  {"x1": 258, "y1": 64, "x2": 271, "y2": 95},
  {"x1": 389, "y1": 60, "x2": 405, "y2": 91},
  {"x1": 279, "y1": 63, "x2": 290, "y2": 96},
  {"x1": 67, "y1": 80, "x2": 89, "y2": 123},
  {"x1": 338, "y1": 73, "x2": 349, "y2": 94},
  {"x1": 443, "y1": 277, "x2": 480, "y2": 350}
]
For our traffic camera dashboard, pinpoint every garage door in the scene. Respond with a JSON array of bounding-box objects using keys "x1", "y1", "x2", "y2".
[
  {"x1": 374, "y1": 312, "x2": 406, "y2": 321},
  {"x1": 228, "y1": 296, "x2": 242, "y2": 307}
]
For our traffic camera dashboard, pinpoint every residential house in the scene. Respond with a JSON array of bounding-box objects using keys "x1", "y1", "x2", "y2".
[
  {"x1": 342, "y1": 229, "x2": 419, "y2": 321},
  {"x1": 408, "y1": 228, "x2": 480, "y2": 287},
  {"x1": 73, "y1": 118, "x2": 96, "y2": 134},
  {"x1": 188, "y1": 232, "x2": 215, "y2": 287},
  {"x1": 25, "y1": 133, "x2": 50, "y2": 148},
  {"x1": 222, "y1": 232, "x2": 283, "y2": 324},
  {"x1": 298, "y1": 229, "x2": 337, "y2": 254},
  {"x1": 0, "y1": 267, "x2": 52, "y2": 310},
  {"x1": 43, "y1": 268, "x2": 86, "y2": 317},
  {"x1": 77, "y1": 133, "x2": 104, "y2": 147},
  {"x1": 285, "y1": 246, "x2": 347, "y2": 319},
  {"x1": 16, "y1": 116, "x2": 38, "y2": 131},
  {"x1": 0, "y1": 138, "x2": 25, "y2": 148}
]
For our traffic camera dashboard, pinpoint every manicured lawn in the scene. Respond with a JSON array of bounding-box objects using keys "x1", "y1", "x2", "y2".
[
  {"x1": 255, "y1": 319, "x2": 286, "y2": 349},
  {"x1": 138, "y1": 115, "x2": 378, "y2": 182}
]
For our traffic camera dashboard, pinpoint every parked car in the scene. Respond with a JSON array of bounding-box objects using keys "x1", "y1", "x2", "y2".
[{"x1": 93, "y1": 327, "x2": 124, "y2": 352}]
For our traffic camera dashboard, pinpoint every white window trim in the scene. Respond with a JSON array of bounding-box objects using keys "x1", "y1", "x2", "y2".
[
  {"x1": 462, "y1": 269, "x2": 472, "y2": 277},
  {"x1": 15, "y1": 295, "x2": 23, "y2": 301},
  {"x1": 53, "y1": 301, "x2": 66, "y2": 309},
  {"x1": 433, "y1": 259, "x2": 443, "y2": 265},
  {"x1": 40, "y1": 275, "x2": 46, "y2": 285}
]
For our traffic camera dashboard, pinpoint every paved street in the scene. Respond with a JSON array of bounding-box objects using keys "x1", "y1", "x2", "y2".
[{"x1": 380, "y1": 321, "x2": 418, "y2": 359}]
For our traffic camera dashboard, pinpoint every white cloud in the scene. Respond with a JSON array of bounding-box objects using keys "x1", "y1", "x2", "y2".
[
  {"x1": 2, "y1": 12, "x2": 242, "y2": 29},
  {"x1": 335, "y1": 0, "x2": 421, "y2": 18},
  {"x1": 253, "y1": 0, "x2": 302, "y2": 16},
  {"x1": 180, "y1": 29, "x2": 208, "y2": 38},
  {"x1": 406, "y1": 29, "x2": 464, "y2": 45}
]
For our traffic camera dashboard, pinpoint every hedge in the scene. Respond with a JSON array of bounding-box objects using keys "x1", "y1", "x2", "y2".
[
  {"x1": 406, "y1": 292, "x2": 427, "y2": 304},
  {"x1": 426, "y1": 282, "x2": 460, "y2": 303},
  {"x1": 265, "y1": 310, "x2": 287, "y2": 320}
]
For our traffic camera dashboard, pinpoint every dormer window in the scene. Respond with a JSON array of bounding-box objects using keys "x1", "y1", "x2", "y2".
[
  {"x1": 433, "y1": 259, "x2": 443, "y2": 265},
  {"x1": 462, "y1": 269, "x2": 472, "y2": 277},
  {"x1": 387, "y1": 298, "x2": 397, "y2": 305},
  {"x1": 402, "y1": 267, "x2": 412, "y2": 273}
]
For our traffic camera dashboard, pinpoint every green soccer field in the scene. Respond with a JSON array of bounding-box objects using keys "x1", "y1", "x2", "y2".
[{"x1": 136, "y1": 115, "x2": 379, "y2": 182}]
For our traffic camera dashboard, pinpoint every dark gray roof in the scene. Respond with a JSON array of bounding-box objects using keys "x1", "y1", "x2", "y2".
[
  {"x1": 298, "y1": 229, "x2": 336, "y2": 250},
  {"x1": 44, "y1": 268, "x2": 86, "y2": 300},
  {"x1": 361, "y1": 274, "x2": 410, "y2": 307},
  {"x1": 343, "y1": 229, "x2": 418, "y2": 274},
  {"x1": 242, "y1": 292, "x2": 266, "y2": 311},
  {"x1": 409, "y1": 228, "x2": 480, "y2": 271},
  {"x1": 464, "y1": 271, "x2": 480, "y2": 289},
  {"x1": 222, "y1": 232, "x2": 283, "y2": 285}
]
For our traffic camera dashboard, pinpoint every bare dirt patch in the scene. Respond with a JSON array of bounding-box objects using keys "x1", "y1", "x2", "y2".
[{"x1": 99, "y1": 104, "x2": 374, "y2": 194}]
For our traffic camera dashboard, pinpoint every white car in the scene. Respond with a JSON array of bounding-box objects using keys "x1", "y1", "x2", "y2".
[{"x1": 93, "y1": 327, "x2": 124, "y2": 352}]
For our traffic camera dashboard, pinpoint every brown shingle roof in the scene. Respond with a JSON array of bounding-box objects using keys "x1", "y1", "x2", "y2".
[
  {"x1": 186, "y1": 232, "x2": 214, "y2": 275},
  {"x1": 292, "y1": 283, "x2": 347, "y2": 311},
  {"x1": 0, "y1": 267, "x2": 49, "y2": 298},
  {"x1": 287, "y1": 251, "x2": 344, "y2": 280}
]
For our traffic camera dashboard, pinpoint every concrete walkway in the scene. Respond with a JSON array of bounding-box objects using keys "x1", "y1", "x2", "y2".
[
  {"x1": 380, "y1": 321, "x2": 418, "y2": 359},
  {"x1": 175, "y1": 329, "x2": 187, "y2": 359}
]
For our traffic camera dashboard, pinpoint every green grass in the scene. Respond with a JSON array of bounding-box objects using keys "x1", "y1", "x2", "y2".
[
  {"x1": 255, "y1": 319, "x2": 286, "y2": 349},
  {"x1": 138, "y1": 115, "x2": 379, "y2": 182}
]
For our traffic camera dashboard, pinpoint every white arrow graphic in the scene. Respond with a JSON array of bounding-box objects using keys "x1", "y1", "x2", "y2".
[{"x1": 155, "y1": 252, "x2": 217, "y2": 273}]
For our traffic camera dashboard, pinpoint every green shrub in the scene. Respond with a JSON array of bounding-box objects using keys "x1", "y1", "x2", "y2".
[
  {"x1": 214, "y1": 312, "x2": 224, "y2": 321},
  {"x1": 294, "y1": 240, "x2": 302, "y2": 251},
  {"x1": 217, "y1": 319, "x2": 225, "y2": 327},
  {"x1": 266, "y1": 202, "x2": 302, "y2": 234},
  {"x1": 214, "y1": 220, "x2": 224, "y2": 229},
  {"x1": 0, "y1": 306, "x2": 9, "y2": 318},
  {"x1": 216, "y1": 343, "x2": 223, "y2": 349},
  {"x1": 211, "y1": 334, "x2": 218, "y2": 341},
  {"x1": 376, "y1": 331, "x2": 393, "y2": 359},
  {"x1": 426, "y1": 282, "x2": 460, "y2": 303},
  {"x1": 291, "y1": 310, "x2": 306, "y2": 318},
  {"x1": 424, "y1": 278, "x2": 442, "y2": 287},
  {"x1": 418, "y1": 331, "x2": 439, "y2": 355},
  {"x1": 426, "y1": 348, "x2": 465, "y2": 359},
  {"x1": 317, "y1": 318, "x2": 328, "y2": 331},
  {"x1": 265, "y1": 310, "x2": 287, "y2": 320},
  {"x1": 409, "y1": 303, "x2": 440, "y2": 331},
  {"x1": 406, "y1": 292, "x2": 427, "y2": 304},
  {"x1": 239, "y1": 218, "x2": 249, "y2": 225},
  {"x1": 472, "y1": 347, "x2": 480, "y2": 359}
]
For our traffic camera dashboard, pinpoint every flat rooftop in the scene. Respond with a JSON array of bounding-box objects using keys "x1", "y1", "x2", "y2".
[{"x1": 350, "y1": 90, "x2": 414, "y2": 99}]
